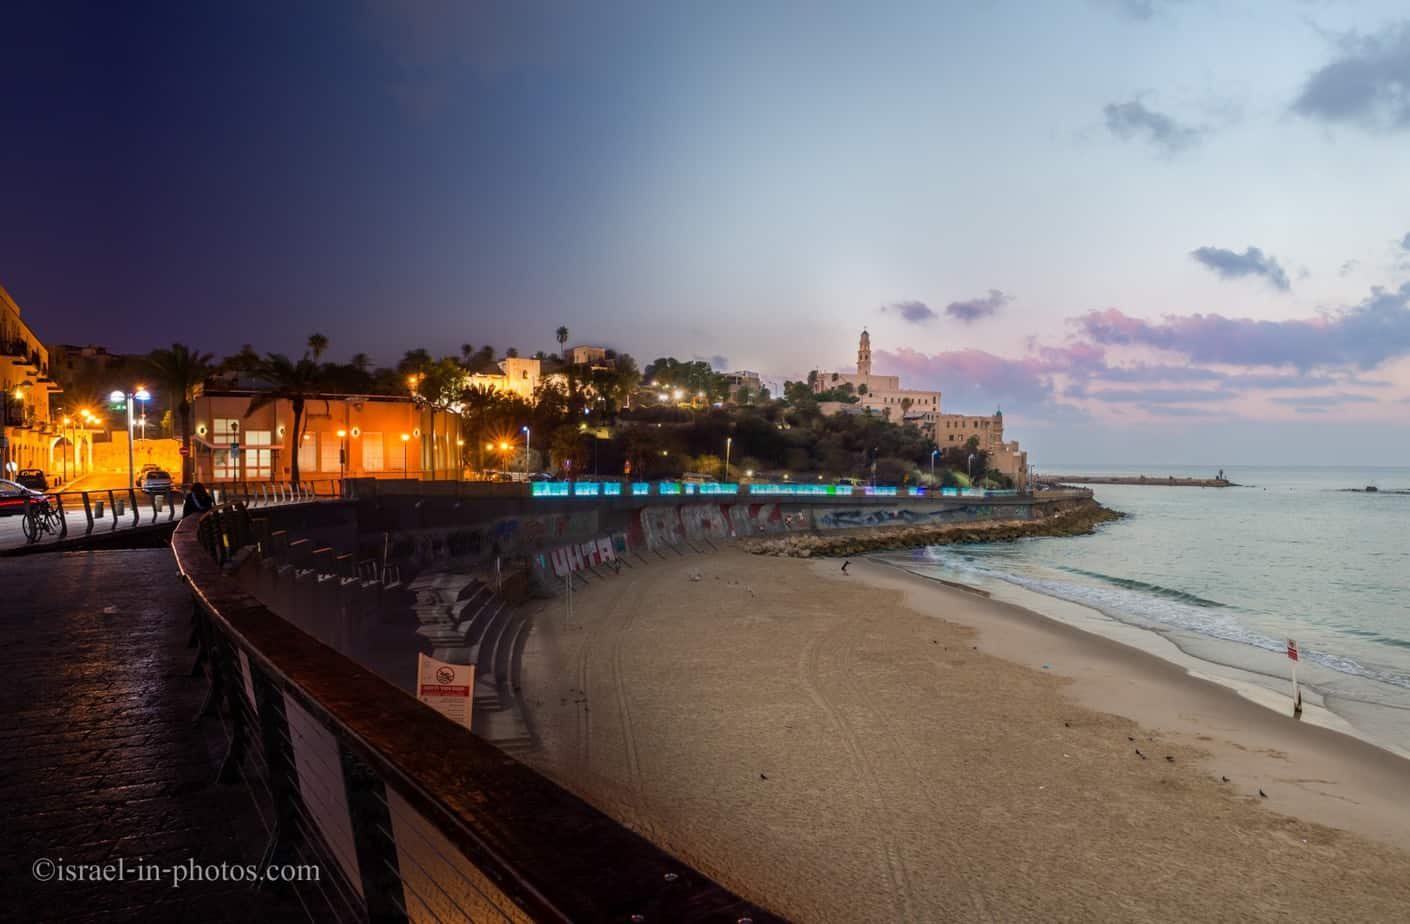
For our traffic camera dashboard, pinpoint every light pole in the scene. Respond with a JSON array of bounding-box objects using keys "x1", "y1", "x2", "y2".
[
  {"x1": 724, "y1": 436, "x2": 732, "y2": 482},
  {"x1": 521, "y1": 425, "x2": 531, "y2": 475},
  {"x1": 967, "y1": 453, "x2": 976, "y2": 485},
  {"x1": 455, "y1": 438, "x2": 464, "y2": 482},
  {"x1": 930, "y1": 449, "x2": 938, "y2": 483},
  {"x1": 400, "y1": 432, "x2": 411, "y2": 479},
  {"x1": 3, "y1": 380, "x2": 33, "y2": 475},
  {"x1": 109, "y1": 386, "x2": 150, "y2": 489},
  {"x1": 61, "y1": 416, "x2": 71, "y2": 481},
  {"x1": 336, "y1": 429, "x2": 348, "y2": 482}
]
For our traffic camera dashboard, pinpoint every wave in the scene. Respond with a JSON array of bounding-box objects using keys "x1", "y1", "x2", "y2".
[{"x1": 899, "y1": 547, "x2": 1410, "y2": 695}]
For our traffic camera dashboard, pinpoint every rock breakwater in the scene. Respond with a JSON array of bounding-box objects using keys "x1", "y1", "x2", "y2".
[{"x1": 744, "y1": 499, "x2": 1124, "y2": 558}]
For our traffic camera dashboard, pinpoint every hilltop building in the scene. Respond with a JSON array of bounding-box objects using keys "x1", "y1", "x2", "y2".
[
  {"x1": 816, "y1": 330, "x2": 1028, "y2": 488},
  {"x1": 813, "y1": 329, "x2": 940, "y2": 428}
]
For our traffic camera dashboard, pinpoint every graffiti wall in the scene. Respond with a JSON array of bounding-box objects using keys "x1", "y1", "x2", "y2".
[{"x1": 549, "y1": 535, "x2": 618, "y2": 577}]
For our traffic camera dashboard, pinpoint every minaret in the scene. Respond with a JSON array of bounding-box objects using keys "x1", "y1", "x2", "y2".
[{"x1": 857, "y1": 329, "x2": 872, "y2": 377}]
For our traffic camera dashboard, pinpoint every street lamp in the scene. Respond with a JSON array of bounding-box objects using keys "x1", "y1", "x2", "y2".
[
  {"x1": 109, "y1": 386, "x2": 151, "y2": 490},
  {"x1": 930, "y1": 449, "x2": 938, "y2": 483},
  {"x1": 724, "y1": 436, "x2": 732, "y2": 482},
  {"x1": 336, "y1": 429, "x2": 348, "y2": 482},
  {"x1": 2, "y1": 380, "x2": 33, "y2": 474},
  {"x1": 400, "y1": 432, "x2": 411, "y2": 479},
  {"x1": 967, "y1": 453, "x2": 976, "y2": 484},
  {"x1": 521, "y1": 425, "x2": 530, "y2": 475},
  {"x1": 455, "y1": 438, "x2": 465, "y2": 481}
]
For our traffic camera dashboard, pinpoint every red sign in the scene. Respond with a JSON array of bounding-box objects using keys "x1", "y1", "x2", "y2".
[
  {"x1": 1287, "y1": 639, "x2": 1299, "y2": 661},
  {"x1": 179, "y1": 445, "x2": 190, "y2": 456}
]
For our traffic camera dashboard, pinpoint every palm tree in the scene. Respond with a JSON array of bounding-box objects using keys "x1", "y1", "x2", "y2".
[
  {"x1": 350, "y1": 352, "x2": 372, "y2": 373},
  {"x1": 556, "y1": 326, "x2": 569, "y2": 359},
  {"x1": 146, "y1": 343, "x2": 213, "y2": 484},
  {"x1": 247, "y1": 354, "x2": 324, "y2": 483},
  {"x1": 460, "y1": 343, "x2": 475, "y2": 368},
  {"x1": 307, "y1": 332, "x2": 329, "y2": 360}
]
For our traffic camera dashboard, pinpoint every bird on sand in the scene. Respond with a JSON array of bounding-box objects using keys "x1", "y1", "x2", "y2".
[
  {"x1": 1064, "y1": 721, "x2": 1070, "y2": 728},
  {"x1": 1221, "y1": 776, "x2": 1230, "y2": 783},
  {"x1": 1259, "y1": 789, "x2": 1268, "y2": 798},
  {"x1": 1165, "y1": 755, "x2": 1175, "y2": 763},
  {"x1": 1127, "y1": 736, "x2": 1135, "y2": 742},
  {"x1": 1135, "y1": 749, "x2": 1147, "y2": 759},
  {"x1": 760, "y1": 773, "x2": 769, "y2": 780}
]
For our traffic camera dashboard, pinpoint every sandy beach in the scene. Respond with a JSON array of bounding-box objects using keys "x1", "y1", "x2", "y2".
[{"x1": 514, "y1": 549, "x2": 1410, "y2": 922}]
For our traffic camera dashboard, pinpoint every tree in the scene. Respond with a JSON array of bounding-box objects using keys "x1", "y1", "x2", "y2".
[
  {"x1": 397, "y1": 348, "x2": 433, "y2": 376},
  {"x1": 307, "y1": 333, "x2": 328, "y2": 360},
  {"x1": 506, "y1": 347, "x2": 519, "y2": 358},
  {"x1": 220, "y1": 344, "x2": 262, "y2": 375},
  {"x1": 556, "y1": 326, "x2": 569, "y2": 359},
  {"x1": 145, "y1": 343, "x2": 213, "y2": 484},
  {"x1": 247, "y1": 354, "x2": 324, "y2": 483}
]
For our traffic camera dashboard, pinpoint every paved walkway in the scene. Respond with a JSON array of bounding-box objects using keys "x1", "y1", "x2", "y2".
[{"x1": 0, "y1": 551, "x2": 304, "y2": 922}]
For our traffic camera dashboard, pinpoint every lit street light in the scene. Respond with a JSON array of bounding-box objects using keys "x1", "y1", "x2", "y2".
[
  {"x1": 109, "y1": 386, "x2": 151, "y2": 490},
  {"x1": 967, "y1": 453, "x2": 976, "y2": 484},
  {"x1": 400, "y1": 432, "x2": 411, "y2": 479},
  {"x1": 336, "y1": 429, "x2": 348, "y2": 483},
  {"x1": 930, "y1": 448, "x2": 938, "y2": 483},
  {"x1": 521, "y1": 425, "x2": 531, "y2": 476},
  {"x1": 724, "y1": 436, "x2": 732, "y2": 483}
]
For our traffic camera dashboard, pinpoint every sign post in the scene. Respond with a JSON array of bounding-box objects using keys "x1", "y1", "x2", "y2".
[
  {"x1": 416, "y1": 653, "x2": 474, "y2": 730},
  {"x1": 1287, "y1": 639, "x2": 1302, "y2": 718}
]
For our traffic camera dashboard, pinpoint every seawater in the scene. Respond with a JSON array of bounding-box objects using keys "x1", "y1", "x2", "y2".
[{"x1": 880, "y1": 465, "x2": 1410, "y2": 754}]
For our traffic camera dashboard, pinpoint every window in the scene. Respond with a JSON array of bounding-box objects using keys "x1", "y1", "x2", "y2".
[
  {"x1": 298, "y1": 434, "x2": 317, "y2": 473},
  {"x1": 246, "y1": 430, "x2": 272, "y2": 479},
  {"x1": 320, "y1": 434, "x2": 340, "y2": 472},
  {"x1": 362, "y1": 432, "x2": 383, "y2": 472}
]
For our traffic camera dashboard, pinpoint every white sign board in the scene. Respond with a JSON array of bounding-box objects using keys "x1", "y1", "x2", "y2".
[{"x1": 417, "y1": 653, "x2": 474, "y2": 730}]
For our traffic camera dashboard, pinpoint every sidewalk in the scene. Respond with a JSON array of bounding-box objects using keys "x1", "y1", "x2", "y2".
[{"x1": 0, "y1": 551, "x2": 304, "y2": 922}]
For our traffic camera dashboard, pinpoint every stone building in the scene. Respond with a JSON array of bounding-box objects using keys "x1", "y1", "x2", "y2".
[
  {"x1": 813, "y1": 330, "x2": 940, "y2": 428},
  {"x1": 815, "y1": 330, "x2": 1027, "y2": 489}
]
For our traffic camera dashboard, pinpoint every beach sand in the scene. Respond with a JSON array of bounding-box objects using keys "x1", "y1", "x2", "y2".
[{"x1": 514, "y1": 549, "x2": 1410, "y2": 922}]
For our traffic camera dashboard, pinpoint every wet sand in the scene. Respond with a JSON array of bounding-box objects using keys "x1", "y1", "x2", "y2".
[{"x1": 514, "y1": 549, "x2": 1410, "y2": 922}]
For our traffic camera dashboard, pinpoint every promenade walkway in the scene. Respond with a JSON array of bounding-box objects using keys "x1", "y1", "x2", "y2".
[{"x1": 0, "y1": 551, "x2": 303, "y2": 922}]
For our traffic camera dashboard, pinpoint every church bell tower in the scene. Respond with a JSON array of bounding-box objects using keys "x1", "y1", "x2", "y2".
[{"x1": 857, "y1": 329, "x2": 872, "y2": 377}]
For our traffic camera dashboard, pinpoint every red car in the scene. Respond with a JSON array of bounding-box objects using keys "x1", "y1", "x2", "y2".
[{"x1": 0, "y1": 478, "x2": 52, "y2": 516}]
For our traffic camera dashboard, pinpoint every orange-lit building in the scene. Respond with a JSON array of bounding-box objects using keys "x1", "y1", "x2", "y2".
[
  {"x1": 190, "y1": 387, "x2": 467, "y2": 483},
  {"x1": 1, "y1": 281, "x2": 68, "y2": 477}
]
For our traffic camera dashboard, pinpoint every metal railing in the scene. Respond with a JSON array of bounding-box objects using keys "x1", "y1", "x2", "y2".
[
  {"x1": 7, "y1": 479, "x2": 346, "y2": 548},
  {"x1": 176, "y1": 506, "x2": 777, "y2": 923}
]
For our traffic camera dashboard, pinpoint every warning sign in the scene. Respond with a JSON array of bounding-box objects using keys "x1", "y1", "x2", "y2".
[{"x1": 416, "y1": 653, "x2": 474, "y2": 730}]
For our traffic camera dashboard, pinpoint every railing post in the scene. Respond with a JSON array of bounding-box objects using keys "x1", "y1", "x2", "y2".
[
  {"x1": 107, "y1": 490, "x2": 119, "y2": 531},
  {"x1": 81, "y1": 491, "x2": 94, "y2": 535},
  {"x1": 128, "y1": 488, "x2": 140, "y2": 527},
  {"x1": 56, "y1": 493, "x2": 68, "y2": 539},
  {"x1": 340, "y1": 745, "x2": 410, "y2": 922}
]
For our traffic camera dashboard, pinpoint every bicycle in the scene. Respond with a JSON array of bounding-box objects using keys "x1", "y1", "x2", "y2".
[{"x1": 21, "y1": 496, "x2": 63, "y2": 544}]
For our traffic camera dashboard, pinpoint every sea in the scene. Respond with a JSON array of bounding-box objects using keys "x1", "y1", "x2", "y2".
[{"x1": 878, "y1": 465, "x2": 1410, "y2": 756}]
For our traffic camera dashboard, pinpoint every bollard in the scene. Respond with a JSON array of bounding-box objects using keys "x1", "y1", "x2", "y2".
[
  {"x1": 94, "y1": 500, "x2": 105, "y2": 518},
  {"x1": 114, "y1": 499, "x2": 125, "y2": 517}
]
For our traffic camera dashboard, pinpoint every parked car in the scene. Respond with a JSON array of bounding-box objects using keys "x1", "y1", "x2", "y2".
[
  {"x1": 14, "y1": 468, "x2": 48, "y2": 491},
  {"x1": 0, "y1": 478, "x2": 50, "y2": 516},
  {"x1": 135, "y1": 466, "x2": 173, "y2": 494}
]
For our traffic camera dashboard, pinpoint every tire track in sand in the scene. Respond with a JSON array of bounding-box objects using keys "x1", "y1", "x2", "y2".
[
  {"x1": 830, "y1": 618, "x2": 994, "y2": 922},
  {"x1": 799, "y1": 630, "x2": 918, "y2": 922}
]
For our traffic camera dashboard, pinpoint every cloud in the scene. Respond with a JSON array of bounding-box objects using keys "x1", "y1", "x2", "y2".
[
  {"x1": 1103, "y1": 100, "x2": 1202, "y2": 153},
  {"x1": 1401, "y1": 232, "x2": 1410, "y2": 251},
  {"x1": 1292, "y1": 22, "x2": 1410, "y2": 131},
  {"x1": 1190, "y1": 246, "x2": 1291, "y2": 291},
  {"x1": 1268, "y1": 393, "x2": 1377, "y2": 407},
  {"x1": 1094, "y1": 0, "x2": 1183, "y2": 21},
  {"x1": 709, "y1": 354, "x2": 729, "y2": 370},
  {"x1": 880, "y1": 300, "x2": 938, "y2": 323},
  {"x1": 1074, "y1": 282, "x2": 1410, "y2": 369},
  {"x1": 876, "y1": 347, "x2": 1062, "y2": 414},
  {"x1": 944, "y1": 290, "x2": 1011, "y2": 323},
  {"x1": 1086, "y1": 386, "x2": 1235, "y2": 404},
  {"x1": 1339, "y1": 259, "x2": 1359, "y2": 276}
]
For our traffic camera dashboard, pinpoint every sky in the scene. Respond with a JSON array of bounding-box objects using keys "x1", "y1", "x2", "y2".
[{"x1": 2, "y1": 0, "x2": 1409, "y2": 465}]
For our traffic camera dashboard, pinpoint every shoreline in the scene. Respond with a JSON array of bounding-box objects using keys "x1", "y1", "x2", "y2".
[
  {"x1": 879, "y1": 554, "x2": 1410, "y2": 763},
  {"x1": 515, "y1": 549, "x2": 1410, "y2": 920},
  {"x1": 846, "y1": 556, "x2": 1410, "y2": 851}
]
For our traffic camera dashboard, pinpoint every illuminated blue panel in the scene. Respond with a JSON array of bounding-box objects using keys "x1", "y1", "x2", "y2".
[
  {"x1": 632, "y1": 482, "x2": 651, "y2": 496},
  {"x1": 658, "y1": 482, "x2": 682, "y2": 495},
  {"x1": 602, "y1": 482, "x2": 622, "y2": 496},
  {"x1": 573, "y1": 481, "x2": 602, "y2": 496},
  {"x1": 532, "y1": 481, "x2": 571, "y2": 497},
  {"x1": 698, "y1": 483, "x2": 739, "y2": 495}
]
